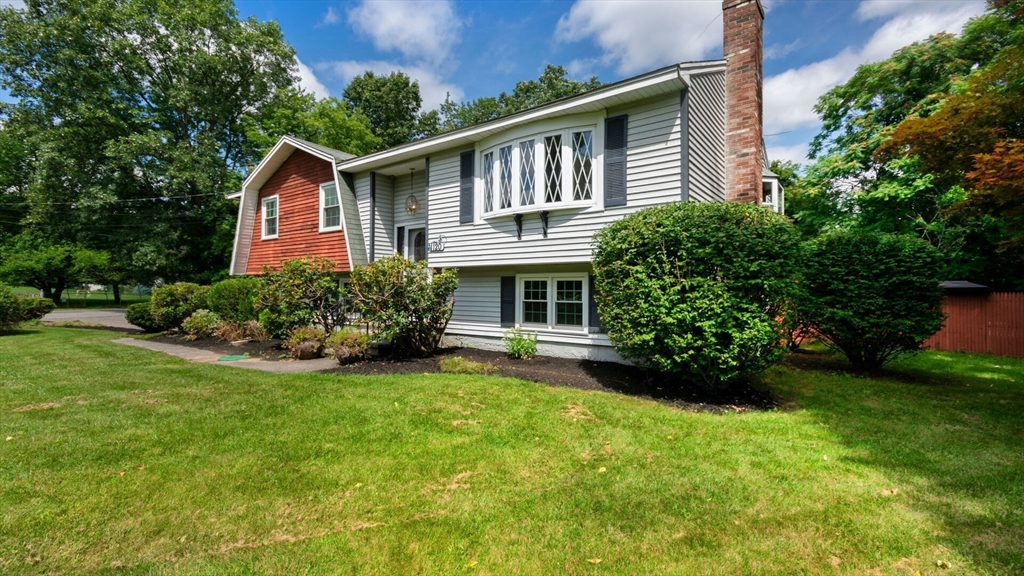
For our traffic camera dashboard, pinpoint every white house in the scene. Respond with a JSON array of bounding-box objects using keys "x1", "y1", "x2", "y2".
[{"x1": 228, "y1": 0, "x2": 782, "y2": 361}]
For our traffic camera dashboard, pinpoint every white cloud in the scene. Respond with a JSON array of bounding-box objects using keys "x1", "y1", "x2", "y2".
[
  {"x1": 556, "y1": 0, "x2": 722, "y2": 75},
  {"x1": 321, "y1": 6, "x2": 340, "y2": 26},
  {"x1": 0, "y1": 0, "x2": 26, "y2": 8},
  {"x1": 764, "y1": 1, "x2": 985, "y2": 137},
  {"x1": 765, "y1": 39, "x2": 801, "y2": 61},
  {"x1": 767, "y1": 143, "x2": 810, "y2": 165},
  {"x1": 347, "y1": 0, "x2": 463, "y2": 67},
  {"x1": 296, "y1": 58, "x2": 330, "y2": 99},
  {"x1": 319, "y1": 60, "x2": 463, "y2": 110}
]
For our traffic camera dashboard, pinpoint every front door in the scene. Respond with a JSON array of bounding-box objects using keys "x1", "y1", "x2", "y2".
[{"x1": 408, "y1": 228, "x2": 426, "y2": 262}]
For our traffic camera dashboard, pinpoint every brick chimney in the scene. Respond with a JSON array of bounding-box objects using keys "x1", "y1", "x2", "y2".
[{"x1": 722, "y1": 0, "x2": 764, "y2": 204}]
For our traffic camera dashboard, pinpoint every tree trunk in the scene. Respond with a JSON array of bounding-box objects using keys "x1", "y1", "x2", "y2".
[
  {"x1": 51, "y1": 284, "x2": 65, "y2": 306},
  {"x1": 112, "y1": 283, "x2": 121, "y2": 305}
]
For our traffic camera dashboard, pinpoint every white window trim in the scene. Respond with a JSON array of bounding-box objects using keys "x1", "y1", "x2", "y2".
[
  {"x1": 515, "y1": 273, "x2": 589, "y2": 334},
  {"x1": 477, "y1": 119, "x2": 605, "y2": 222},
  {"x1": 319, "y1": 181, "x2": 343, "y2": 233},
  {"x1": 261, "y1": 195, "x2": 279, "y2": 240}
]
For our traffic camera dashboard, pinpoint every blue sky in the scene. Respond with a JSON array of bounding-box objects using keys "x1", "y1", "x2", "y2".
[{"x1": 3, "y1": 0, "x2": 988, "y2": 164}]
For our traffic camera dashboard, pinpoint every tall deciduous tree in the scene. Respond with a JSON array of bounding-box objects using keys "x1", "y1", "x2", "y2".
[
  {"x1": 438, "y1": 65, "x2": 602, "y2": 131},
  {"x1": 342, "y1": 71, "x2": 429, "y2": 149},
  {"x1": 788, "y1": 1, "x2": 1022, "y2": 288},
  {"x1": 0, "y1": 0, "x2": 301, "y2": 283}
]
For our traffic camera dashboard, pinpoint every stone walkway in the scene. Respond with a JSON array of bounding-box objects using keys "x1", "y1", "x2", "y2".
[{"x1": 113, "y1": 338, "x2": 338, "y2": 373}]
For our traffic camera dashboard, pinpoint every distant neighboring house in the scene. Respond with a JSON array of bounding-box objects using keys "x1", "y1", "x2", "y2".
[{"x1": 228, "y1": 0, "x2": 782, "y2": 361}]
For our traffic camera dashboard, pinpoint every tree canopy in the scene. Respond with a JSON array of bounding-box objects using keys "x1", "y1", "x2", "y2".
[
  {"x1": 437, "y1": 65, "x2": 602, "y2": 131},
  {"x1": 785, "y1": 0, "x2": 1024, "y2": 289}
]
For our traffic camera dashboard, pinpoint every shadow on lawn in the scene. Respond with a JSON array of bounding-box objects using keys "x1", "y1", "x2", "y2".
[{"x1": 789, "y1": 348, "x2": 1024, "y2": 572}]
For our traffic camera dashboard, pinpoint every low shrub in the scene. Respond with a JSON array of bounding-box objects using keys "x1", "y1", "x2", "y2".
[
  {"x1": 440, "y1": 356, "x2": 497, "y2": 375},
  {"x1": 207, "y1": 277, "x2": 261, "y2": 323},
  {"x1": 181, "y1": 309, "x2": 221, "y2": 341},
  {"x1": 213, "y1": 320, "x2": 247, "y2": 342},
  {"x1": 257, "y1": 257, "x2": 346, "y2": 338},
  {"x1": 283, "y1": 326, "x2": 327, "y2": 360},
  {"x1": 802, "y1": 230, "x2": 946, "y2": 370},
  {"x1": 326, "y1": 328, "x2": 370, "y2": 365},
  {"x1": 150, "y1": 283, "x2": 211, "y2": 330},
  {"x1": 18, "y1": 297, "x2": 55, "y2": 322},
  {"x1": 348, "y1": 255, "x2": 458, "y2": 358},
  {"x1": 0, "y1": 284, "x2": 21, "y2": 331},
  {"x1": 592, "y1": 202, "x2": 802, "y2": 387},
  {"x1": 244, "y1": 320, "x2": 271, "y2": 343},
  {"x1": 503, "y1": 327, "x2": 538, "y2": 360},
  {"x1": 125, "y1": 302, "x2": 165, "y2": 333}
]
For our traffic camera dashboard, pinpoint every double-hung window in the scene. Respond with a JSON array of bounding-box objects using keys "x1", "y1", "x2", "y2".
[
  {"x1": 262, "y1": 196, "x2": 278, "y2": 240},
  {"x1": 320, "y1": 182, "x2": 341, "y2": 232},
  {"x1": 518, "y1": 274, "x2": 587, "y2": 331},
  {"x1": 481, "y1": 126, "x2": 595, "y2": 217}
]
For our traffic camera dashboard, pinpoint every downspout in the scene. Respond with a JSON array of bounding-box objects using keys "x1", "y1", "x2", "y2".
[
  {"x1": 369, "y1": 171, "x2": 376, "y2": 262},
  {"x1": 424, "y1": 157, "x2": 430, "y2": 263}
]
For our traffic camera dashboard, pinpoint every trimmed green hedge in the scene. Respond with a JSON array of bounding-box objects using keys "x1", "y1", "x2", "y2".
[
  {"x1": 801, "y1": 230, "x2": 946, "y2": 370},
  {"x1": 592, "y1": 202, "x2": 802, "y2": 387}
]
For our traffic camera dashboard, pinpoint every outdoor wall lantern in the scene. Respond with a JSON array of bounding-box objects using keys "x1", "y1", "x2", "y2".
[{"x1": 405, "y1": 168, "x2": 419, "y2": 214}]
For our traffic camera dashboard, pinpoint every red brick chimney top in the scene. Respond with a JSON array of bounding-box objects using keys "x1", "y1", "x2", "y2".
[{"x1": 722, "y1": 0, "x2": 765, "y2": 205}]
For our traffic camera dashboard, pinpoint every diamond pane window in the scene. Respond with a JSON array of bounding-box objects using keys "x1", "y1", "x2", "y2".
[
  {"x1": 322, "y1": 184, "x2": 340, "y2": 229},
  {"x1": 519, "y1": 139, "x2": 536, "y2": 206},
  {"x1": 483, "y1": 152, "x2": 494, "y2": 212},
  {"x1": 499, "y1": 145, "x2": 513, "y2": 210},
  {"x1": 544, "y1": 135, "x2": 562, "y2": 203},
  {"x1": 522, "y1": 280, "x2": 548, "y2": 324},
  {"x1": 555, "y1": 280, "x2": 583, "y2": 326},
  {"x1": 572, "y1": 130, "x2": 593, "y2": 201}
]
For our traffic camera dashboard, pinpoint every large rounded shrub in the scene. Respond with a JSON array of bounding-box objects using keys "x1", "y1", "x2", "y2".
[
  {"x1": 592, "y1": 202, "x2": 802, "y2": 387},
  {"x1": 802, "y1": 230, "x2": 945, "y2": 370},
  {"x1": 0, "y1": 284, "x2": 22, "y2": 331},
  {"x1": 150, "y1": 282, "x2": 210, "y2": 330},
  {"x1": 257, "y1": 257, "x2": 345, "y2": 338},
  {"x1": 207, "y1": 277, "x2": 261, "y2": 323},
  {"x1": 125, "y1": 302, "x2": 165, "y2": 333}
]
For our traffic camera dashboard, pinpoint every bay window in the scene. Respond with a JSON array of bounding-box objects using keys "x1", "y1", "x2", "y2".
[{"x1": 481, "y1": 126, "x2": 596, "y2": 216}]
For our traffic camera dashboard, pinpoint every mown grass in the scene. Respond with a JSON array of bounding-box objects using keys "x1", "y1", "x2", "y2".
[{"x1": 1, "y1": 328, "x2": 1021, "y2": 575}]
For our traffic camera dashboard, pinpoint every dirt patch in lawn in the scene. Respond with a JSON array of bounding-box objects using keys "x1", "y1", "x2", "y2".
[
  {"x1": 149, "y1": 333, "x2": 288, "y2": 361},
  {"x1": 326, "y1": 347, "x2": 778, "y2": 413}
]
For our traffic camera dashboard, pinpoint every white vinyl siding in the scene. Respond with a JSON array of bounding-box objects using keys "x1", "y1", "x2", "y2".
[
  {"x1": 687, "y1": 71, "x2": 726, "y2": 202},
  {"x1": 428, "y1": 91, "x2": 684, "y2": 268}
]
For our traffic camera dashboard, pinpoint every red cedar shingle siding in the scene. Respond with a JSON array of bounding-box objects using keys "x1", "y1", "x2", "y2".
[{"x1": 245, "y1": 150, "x2": 350, "y2": 274}]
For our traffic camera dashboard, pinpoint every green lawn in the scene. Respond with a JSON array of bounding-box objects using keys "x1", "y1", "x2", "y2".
[{"x1": 1, "y1": 328, "x2": 1022, "y2": 575}]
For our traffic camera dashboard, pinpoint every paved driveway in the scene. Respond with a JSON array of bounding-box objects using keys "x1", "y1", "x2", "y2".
[{"x1": 42, "y1": 309, "x2": 134, "y2": 330}]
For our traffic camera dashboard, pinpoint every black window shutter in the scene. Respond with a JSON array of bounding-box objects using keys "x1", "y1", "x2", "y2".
[
  {"x1": 604, "y1": 115, "x2": 628, "y2": 207},
  {"x1": 588, "y1": 275, "x2": 603, "y2": 333},
  {"x1": 459, "y1": 150, "x2": 475, "y2": 224},
  {"x1": 500, "y1": 276, "x2": 515, "y2": 327}
]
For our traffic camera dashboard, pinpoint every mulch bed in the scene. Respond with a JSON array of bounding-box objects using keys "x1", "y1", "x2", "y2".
[
  {"x1": 149, "y1": 334, "x2": 777, "y2": 413},
  {"x1": 327, "y1": 347, "x2": 779, "y2": 414},
  {"x1": 150, "y1": 333, "x2": 288, "y2": 361}
]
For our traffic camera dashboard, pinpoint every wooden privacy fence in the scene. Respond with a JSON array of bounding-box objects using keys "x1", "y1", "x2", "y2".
[{"x1": 925, "y1": 292, "x2": 1024, "y2": 357}]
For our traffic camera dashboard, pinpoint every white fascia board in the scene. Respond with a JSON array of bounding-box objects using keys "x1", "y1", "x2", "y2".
[{"x1": 337, "y1": 61, "x2": 722, "y2": 173}]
